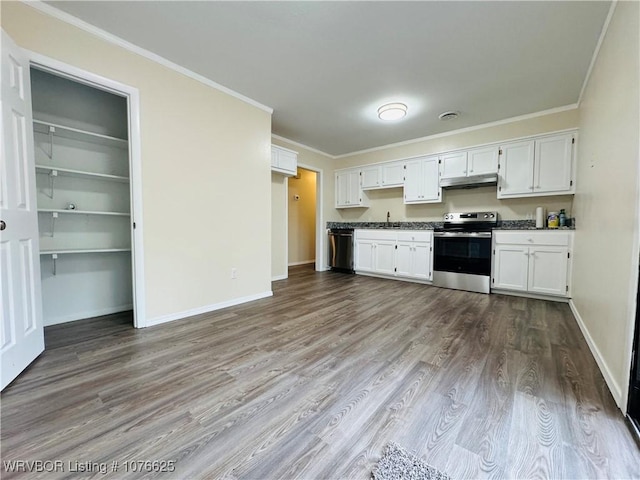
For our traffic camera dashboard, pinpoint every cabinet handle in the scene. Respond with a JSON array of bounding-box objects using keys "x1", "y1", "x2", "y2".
[{"x1": 0, "y1": 220, "x2": 5, "y2": 231}]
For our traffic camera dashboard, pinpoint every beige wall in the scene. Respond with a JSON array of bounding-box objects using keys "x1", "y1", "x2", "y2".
[
  {"x1": 2, "y1": 3, "x2": 273, "y2": 323},
  {"x1": 288, "y1": 168, "x2": 316, "y2": 265},
  {"x1": 271, "y1": 174, "x2": 287, "y2": 279},
  {"x1": 571, "y1": 1, "x2": 639, "y2": 407},
  {"x1": 332, "y1": 109, "x2": 579, "y2": 223},
  {"x1": 271, "y1": 138, "x2": 333, "y2": 270}
]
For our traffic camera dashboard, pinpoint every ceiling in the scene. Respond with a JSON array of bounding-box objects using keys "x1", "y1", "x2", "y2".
[{"x1": 45, "y1": 1, "x2": 611, "y2": 157}]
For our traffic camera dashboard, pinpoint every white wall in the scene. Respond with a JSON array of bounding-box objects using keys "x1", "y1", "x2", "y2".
[
  {"x1": 3, "y1": 2, "x2": 273, "y2": 325},
  {"x1": 271, "y1": 173, "x2": 287, "y2": 280},
  {"x1": 571, "y1": 1, "x2": 639, "y2": 408}
]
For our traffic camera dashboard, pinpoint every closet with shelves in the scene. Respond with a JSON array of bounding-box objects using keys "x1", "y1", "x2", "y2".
[{"x1": 31, "y1": 68, "x2": 134, "y2": 326}]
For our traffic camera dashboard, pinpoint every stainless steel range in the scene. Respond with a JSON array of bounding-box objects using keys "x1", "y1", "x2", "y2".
[{"x1": 432, "y1": 212, "x2": 498, "y2": 294}]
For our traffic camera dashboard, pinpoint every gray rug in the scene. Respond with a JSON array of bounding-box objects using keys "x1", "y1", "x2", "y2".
[{"x1": 372, "y1": 442, "x2": 451, "y2": 480}]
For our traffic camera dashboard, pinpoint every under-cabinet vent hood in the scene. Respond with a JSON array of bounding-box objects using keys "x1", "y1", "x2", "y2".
[{"x1": 440, "y1": 173, "x2": 498, "y2": 189}]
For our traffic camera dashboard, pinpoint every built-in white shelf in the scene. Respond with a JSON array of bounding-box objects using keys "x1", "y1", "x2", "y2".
[
  {"x1": 36, "y1": 164, "x2": 129, "y2": 183},
  {"x1": 33, "y1": 119, "x2": 128, "y2": 149},
  {"x1": 38, "y1": 208, "x2": 130, "y2": 217},
  {"x1": 40, "y1": 248, "x2": 131, "y2": 255}
]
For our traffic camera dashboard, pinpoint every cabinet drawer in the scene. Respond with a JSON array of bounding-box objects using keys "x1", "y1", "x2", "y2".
[
  {"x1": 494, "y1": 231, "x2": 571, "y2": 246},
  {"x1": 355, "y1": 229, "x2": 398, "y2": 241},
  {"x1": 397, "y1": 231, "x2": 432, "y2": 242}
]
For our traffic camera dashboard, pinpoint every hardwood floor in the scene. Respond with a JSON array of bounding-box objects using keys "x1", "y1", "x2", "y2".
[{"x1": 2, "y1": 265, "x2": 639, "y2": 479}]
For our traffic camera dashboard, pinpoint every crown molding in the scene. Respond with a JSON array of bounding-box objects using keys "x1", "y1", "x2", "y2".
[
  {"x1": 334, "y1": 104, "x2": 579, "y2": 159},
  {"x1": 577, "y1": 1, "x2": 617, "y2": 106},
  {"x1": 22, "y1": 0, "x2": 273, "y2": 114},
  {"x1": 271, "y1": 134, "x2": 336, "y2": 159}
]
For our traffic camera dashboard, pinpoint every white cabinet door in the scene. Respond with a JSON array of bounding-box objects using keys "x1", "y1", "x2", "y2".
[
  {"x1": 534, "y1": 133, "x2": 573, "y2": 194},
  {"x1": 271, "y1": 145, "x2": 297, "y2": 176},
  {"x1": 440, "y1": 151, "x2": 468, "y2": 179},
  {"x1": 355, "y1": 239, "x2": 375, "y2": 272},
  {"x1": 403, "y1": 160, "x2": 422, "y2": 203},
  {"x1": 374, "y1": 240, "x2": 396, "y2": 275},
  {"x1": 498, "y1": 140, "x2": 535, "y2": 197},
  {"x1": 336, "y1": 169, "x2": 364, "y2": 208},
  {"x1": 404, "y1": 157, "x2": 441, "y2": 204},
  {"x1": 1, "y1": 31, "x2": 45, "y2": 390},
  {"x1": 395, "y1": 241, "x2": 412, "y2": 278},
  {"x1": 493, "y1": 245, "x2": 529, "y2": 291},
  {"x1": 382, "y1": 162, "x2": 404, "y2": 187},
  {"x1": 335, "y1": 171, "x2": 350, "y2": 207},
  {"x1": 528, "y1": 246, "x2": 568, "y2": 296},
  {"x1": 347, "y1": 170, "x2": 362, "y2": 205},
  {"x1": 421, "y1": 156, "x2": 441, "y2": 202},
  {"x1": 361, "y1": 165, "x2": 380, "y2": 189},
  {"x1": 412, "y1": 241, "x2": 432, "y2": 280},
  {"x1": 468, "y1": 145, "x2": 499, "y2": 175}
]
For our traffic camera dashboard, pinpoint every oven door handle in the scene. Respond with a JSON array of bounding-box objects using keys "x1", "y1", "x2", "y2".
[{"x1": 433, "y1": 232, "x2": 493, "y2": 238}]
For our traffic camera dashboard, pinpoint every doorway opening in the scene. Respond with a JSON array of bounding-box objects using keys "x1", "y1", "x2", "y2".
[
  {"x1": 627, "y1": 262, "x2": 640, "y2": 441},
  {"x1": 288, "y1": 167, "x2": 317, "y2": 271},
  {"x1": 27, "y1": 52, "x2": 145, "y2": 330}
]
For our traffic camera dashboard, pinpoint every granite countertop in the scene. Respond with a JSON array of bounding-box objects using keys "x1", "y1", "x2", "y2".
[{"x1": 327, "y1": 219, "x2": 575, "y2": 231}]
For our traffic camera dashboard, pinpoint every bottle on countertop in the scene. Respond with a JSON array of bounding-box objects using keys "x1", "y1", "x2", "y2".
[
  {"x1": 547, "y1": 211, "x2": 559, "y2": 229},
  {"x1": 559, "y1": 209, "x2": 566, "y2": 227}
]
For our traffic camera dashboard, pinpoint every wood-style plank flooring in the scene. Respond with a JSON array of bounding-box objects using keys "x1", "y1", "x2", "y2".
[{"x1": 2, "y1": 265, "x2": 639, "y2": 479}]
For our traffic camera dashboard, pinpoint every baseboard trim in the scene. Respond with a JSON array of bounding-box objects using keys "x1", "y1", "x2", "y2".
[
  {"x1": 569, "y1": 299, "x2": 624, "y2": 409},
  {"x1": 288, "y1": 260, "x2": 315, "y2": 266},
  {"x1": 272, "y1": 274, "x2": 288, "y2": 281},
  {"x1": 491, "y1": 289, "x2": 570, "y2": 303},
  {"x1": 146, "y1": 291, "x2": 273, "y2": 328},
  {"x1": 44, "y1": 304, "x2": 133, "y2": 326}
]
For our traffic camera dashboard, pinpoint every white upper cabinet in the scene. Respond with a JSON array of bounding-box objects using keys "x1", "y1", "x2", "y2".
[
  {"x1": 440, "y1": 151, "x2": 468, "y2": 179},
  {"x1": 361, "y1": 161, "x2": 404, "y2": 189},
  {"x1": 467, "y1": 145, "x2": 499, "y2": 176},
  {"x1": 335, "y1": 168, "x2": 368, "y2": 208},
  {"x1": 498, "y1": 132, "x2": 575, "y2": 198},
  {"x1": 404, "y1": 155, "x2": 441, "y2": 204},
  {"x1": 440, "y1": 146, "x2": 498, "y2": 180},
  {"x1": 271, "y1": 145, "x2": 298, "y2": 176}
]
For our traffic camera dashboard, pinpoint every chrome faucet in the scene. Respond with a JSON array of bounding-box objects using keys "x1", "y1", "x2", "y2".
[{"x1": 386, "y1": 211, "x2": 391, "y2": 224}]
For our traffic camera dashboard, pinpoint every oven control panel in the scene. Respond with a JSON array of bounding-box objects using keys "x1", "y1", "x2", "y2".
[{"x1": 443, "y1": 212, "x2": 498, "y2": 223}]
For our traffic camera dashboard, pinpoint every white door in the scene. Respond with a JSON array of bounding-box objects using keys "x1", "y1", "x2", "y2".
[
  {"x1": 355, "y1": 239, "x2": 375, "y2": 272},
  {"x1": 468, "y1": 146, "x2": 499, "y2": 176},
  {"x1": 498, "y1": 140, "x2": 534, "y2": 197},
  {"x1": 440, "y1": 151, "x2": 468, "y2": 179},
  {"x1": 381, "y1": 162, "x2": 404, "y2": 187},
  {"x1": 347, "y1": 170, "x2": 361, "y2": 205},
  {"x1": 335, "y1": 172, "x2": 349, "y2": 207},
  {"x1": 403, "y1": 159, "x2": 422, "y2": 203},
  {"x1": 395, "y1": 241, "x2": 412, "y2": 278},
  {"x1": 412, "y1": 241, "x2": 432, "y2": 280},
  {"x1": 374, "y1": 240, "x2": 396, "y2": 275},
  {"x1": 420, "y1": 156, "x2": 441, "y2": 202},
  {"x1": 528, "y1": 246, "x2": 568, "y2": 296},
  {"x1": 361, "y1": 165, "x2": 380, "y2": 189},
  {"x1": 1, "y1": 31, "x2": 44, "y2": 391},
  {"x1": 534, "y1": 133, "x2": 573, "y2": 194},
  {"x1": 493, "y1": 245, "x2": 529, "y2": 291}
]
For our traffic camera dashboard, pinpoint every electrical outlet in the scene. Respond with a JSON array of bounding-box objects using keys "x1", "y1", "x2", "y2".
[{"x1": 231, "y1": 268, "x2": 237, "y2": 279}]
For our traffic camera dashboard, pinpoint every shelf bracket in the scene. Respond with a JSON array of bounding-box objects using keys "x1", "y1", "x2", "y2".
[
  {"x1": 46, "y1": 125, "x2": 55, "y2": 159},
  {"x1": 50, "y1": 211, "x2": 58, "y2": 237},
  {"x1": 47, "y1": 169, "x2": 57, "y2": 199},
  {"x1": 52, "y1": 253, "x2": 58, "y2": 276}
]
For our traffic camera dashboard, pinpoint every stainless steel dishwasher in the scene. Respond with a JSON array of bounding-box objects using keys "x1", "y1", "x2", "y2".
[{"x1": 328, "y1": 228, "x2": 354, "y2": 273}]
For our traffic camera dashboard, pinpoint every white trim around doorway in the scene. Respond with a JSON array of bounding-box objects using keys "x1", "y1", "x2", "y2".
[
  {"x1": 297, "y1": 162, "x2": 327, "y2": 273},
  {"x1": 26, "y1": 50, "x2": 147, "y2": 328}
]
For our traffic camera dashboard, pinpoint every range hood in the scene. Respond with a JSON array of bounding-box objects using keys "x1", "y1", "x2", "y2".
[{"x1": 440, "y1": 173, "x2": 498, "y2": 189}]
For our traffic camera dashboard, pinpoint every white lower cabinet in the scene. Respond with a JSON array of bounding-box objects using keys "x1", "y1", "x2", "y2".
[
  {"x1": 355, "y1": 230, "x2": 433, "y2": 281},
  {"x1": 492, "y1": 231, "x2": 572, "y2": 297}
]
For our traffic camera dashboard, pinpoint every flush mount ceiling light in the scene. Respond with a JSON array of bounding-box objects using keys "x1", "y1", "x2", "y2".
[
  {"x1": 438, "y1": 111, "x2": 460, "y2": 121},
  {"x1": 377, "y1": 103, "x2": 408, "y2": 121}
]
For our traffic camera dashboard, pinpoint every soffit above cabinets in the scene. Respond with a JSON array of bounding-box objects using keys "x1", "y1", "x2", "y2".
[{"x1": 44, "y1": 1, "x2": 611, "y2": 156}]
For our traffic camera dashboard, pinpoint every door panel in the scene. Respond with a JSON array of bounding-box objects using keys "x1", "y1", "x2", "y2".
[
  {"x1": 534, "y1": 134, "x2": 573, "y2": 193},
  {"x1": 498, "y1": 140, "x2": 534, "y2": 197},
  {"x1": 374, "y1": 241, "x2": 396, "y2": 275},
  {"x1": 528, "y1": 247, "x2": 568, "y2": 296},
  {"x1": 1, "y1": 30, "x2": 45, "y2": 391},
  {"x1": 493, "y1": 245, "x2": 528, "y2": 291},
  {"x1": 413, "y1": 242, "x2": 432, "y2": 280}
]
